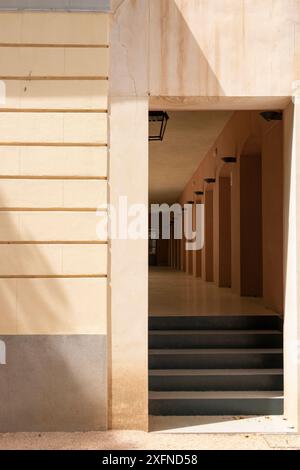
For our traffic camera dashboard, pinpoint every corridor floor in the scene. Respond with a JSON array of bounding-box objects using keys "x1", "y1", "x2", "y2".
[{"x1": 149, "y1": 267, "x2": 278, "y2": 317}]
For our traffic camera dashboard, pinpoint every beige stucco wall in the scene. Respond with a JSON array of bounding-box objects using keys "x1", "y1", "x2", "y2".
[
  {"x1": 0, "y1": 11, "x2": 110, "y2": 432},
  {"x1": 110, "y1": 0, "x2": 300, "y2": 103},
  {"x1": 0, "y1": 12, "x2": 109, "y2": 335},
  {"x1": 149, "y1": 0, "x2": 300, "y2": 98}
]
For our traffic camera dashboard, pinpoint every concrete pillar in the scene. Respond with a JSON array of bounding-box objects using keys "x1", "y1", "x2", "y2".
[
  {"x1": 174, "y1": 238, "x2": 178, "y2": 269},
  {"x1": 193, "y1": 200, "x2": 202, "y2": 277},
  {"x1": 168, "y1": 229, "x2": 172, "y2": 266},
  {"x1": 185, "y1": 246, "x2": 190, "y2": 274},
  {"x1": 204, "y1": 190, "x2": 214, "y2": 282},
  {"x1": 193, "y1": 249, "x2": 202, "y2": 277},
  {"x1": 283, "y1": 101, "x2": 300, "y2": 430},
  {"x1": 176, "y1": 238, "x2": 181, "y2": 270},
  {"x1": 219, "y1": 176, "x2": 232, "y2": 287},
  {"x1": 170, "y1": 223, "x2": 175, "y2": 268},
  {"x1": 231, "y1": 156, "x2": 241, "y2": 294},
  {"x1": 181, "y1": 235, "x2": 186, "y2": 271},
  {"x1": 262, "y1": 122, "x2": 284, "y2": 312},
  {"x1": 109, "y1": 0, "x2": 149, "y2": 430},
  {"x1": 240, "y1": 154, "x2": 263, "y2": 297}
]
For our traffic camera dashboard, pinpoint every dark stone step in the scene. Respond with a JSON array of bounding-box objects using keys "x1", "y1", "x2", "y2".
[
  {"x1": 149, "y1": 369, "x2": 283, "y2": 391},
  {"x1": 149, "y1": 391, "x2": 284, "y2": 416},
  {"x1": 149, "y1": 330, "x2": 283, "y2": 349},
  {"x1": 149, "y1": 315, "x2": 283, "y2": 331},
  {"x1": 149, "y1": 348, "x2": 283, "y2": 369}
]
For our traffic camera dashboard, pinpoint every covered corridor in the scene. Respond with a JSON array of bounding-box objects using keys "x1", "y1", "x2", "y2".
[
  {"x1": 149, "y1": 267, "x2": 277, "y2": 318},
  {"x1": 148, "y1": 109, "x2": 285, "y2": 423}
]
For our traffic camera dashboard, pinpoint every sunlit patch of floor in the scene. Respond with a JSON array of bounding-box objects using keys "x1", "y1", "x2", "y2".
[{"x1": 149, "y1": 415, "x2": 295, "y2": 434}]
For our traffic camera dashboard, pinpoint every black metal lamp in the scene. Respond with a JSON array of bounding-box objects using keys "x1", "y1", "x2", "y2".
[
  {"x1": 260, "y1": 111, "x2": 283, "y2": 122},
  {"x1": 204, "y1": 178, "x2": 216, "y2": 184},
  {"x1": 222, "y1": 157, "x2": 237, "y2": 163},
  {"x1": 149, "y1": 111, "x2": 169, "y2": 141}
]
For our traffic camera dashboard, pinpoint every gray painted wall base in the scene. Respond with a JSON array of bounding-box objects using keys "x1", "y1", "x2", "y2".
[
  {"x1": 0, "y1": 335, "x2": 107, "y2": 432},
  {"x1": 0, "y1": 1, "x2": 110, "y2": 11}
]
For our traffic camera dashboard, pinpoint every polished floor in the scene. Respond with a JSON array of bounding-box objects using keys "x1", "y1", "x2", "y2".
[{"x1": 149, "y1": 267, "x2": 278, "y2": 317}]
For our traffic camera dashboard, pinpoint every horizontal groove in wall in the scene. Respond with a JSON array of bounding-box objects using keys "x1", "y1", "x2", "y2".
[
  {"x1": 0, "y1": 142, "x2": 108, "y2": 147},
  {"x1": 0, "y1": 208, "x2": 107, "y2": 212},
  {"x1": 0, "y1": 175, "x2": 108, "y2": 180},
  {"x1": 0, "y1": 76, "x2": 109, "y2": 80},
  {"x1": 0, "y1": 44, "x2": 109, "y2": 48},
  {"x1": 0, "y1": 109, "x2": 108, "y2": 113},
  {"x1": 0, "y1": 9, "x2": 110, "y2": 13},
  {"x1": 0, "y1": 241, "x2": 107, "y2": 245},
  {"x1": 0, "y1": 274, "x2": 107, "y2": 279}
]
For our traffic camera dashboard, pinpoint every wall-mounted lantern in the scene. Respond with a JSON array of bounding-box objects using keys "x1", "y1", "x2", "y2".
[
  {"x1": 194, "y1": 191, "x2": 204, "y2": 196},
  {"x1": 260, "y1": 111, "x2": 283, "y2": 122},
  {"x1": 222, "y1": 157, "x2": 237, "y2": 163},
  {"x1": 204, "y1": 178, "x2": 216, "y2": 184},
  {"x1": 149, "y1": 111, "x2": 169, "y2": 141}
]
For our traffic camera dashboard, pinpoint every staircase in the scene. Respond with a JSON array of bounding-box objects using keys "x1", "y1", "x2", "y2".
[{"x1": 149, "y1": 315, "x2": 283, "y2": 416}]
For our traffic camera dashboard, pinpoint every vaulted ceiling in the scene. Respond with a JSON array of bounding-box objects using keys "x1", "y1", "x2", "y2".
[{"x1": 149, "y1": 111, "x2": 232, "y2": 204}]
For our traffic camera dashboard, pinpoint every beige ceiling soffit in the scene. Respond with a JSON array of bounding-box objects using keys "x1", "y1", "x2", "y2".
[
  {"x1": 149, "y1": 111, "x2": 232, "y2": 204},
  {"x1": 110, "y1": 0, "x2": 126, "y2": 13},
  {"x1": 149, "y1": 96, "x2": 291, "y2": 111}
]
